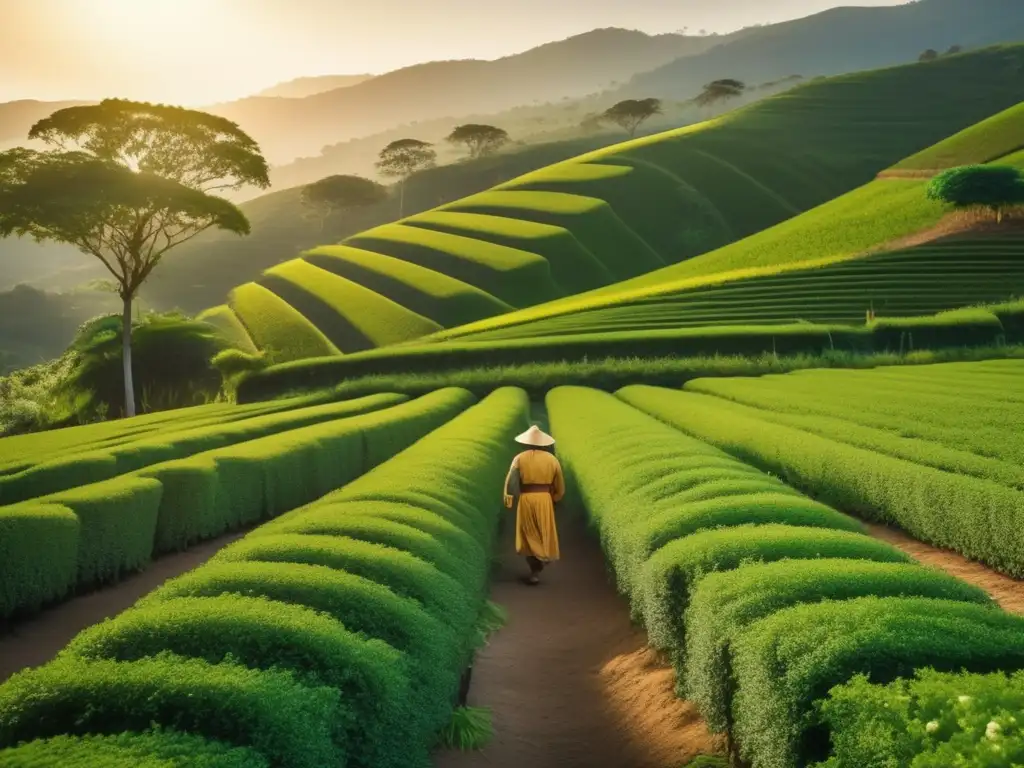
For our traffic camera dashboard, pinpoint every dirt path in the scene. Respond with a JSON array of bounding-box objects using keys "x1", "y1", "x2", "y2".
[
  {"x1": 866, "y1": 523, "x2": 1024, "y2": 615},
  {"x1": 435, "y1": 512, "x2": 722, "y2": 768},
  {"x1": 0, "y1": 531, "x2": 245, "y2": 684}
]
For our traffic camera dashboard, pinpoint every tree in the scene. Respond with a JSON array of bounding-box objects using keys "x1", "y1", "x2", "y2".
[
  {"x1": 601, "y1": 98, "x2": 663, "y2": 138},
  {"x1": 945, "y1": 44, "x2": 963, "y2": 56},
  {"x1": 694, "y1": 79, "x2": 747, "y2": 114},
  {"x1": 927, "y1": 165, "x2": 1024, "y2": 223},
  {"x1": 0, "y1": 100, "x2": 269, "y2": 417},
  {"x1": 374, "y1": 139, "x2": 436, "y2": 217},
  {"x1": 446, "y1": 124, "x2": 510, "y2": 160},
  {"x1": 919, "y1": 48, "x2": 939, "y2": 62},
  {"x1": 300, "y1": 174, "x2": 387, "y2": 231}
]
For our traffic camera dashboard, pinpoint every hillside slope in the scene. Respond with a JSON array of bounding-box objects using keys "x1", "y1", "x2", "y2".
[
  {"x1": 205, "y1": 44, "x2": 1024, "y2": 363},
  {"x1": 435, "y1": 98, "x2": 1024, "y2": 343},
  {"x1": 620, "y1": 0, "x2": 1024, "y2": 102}
]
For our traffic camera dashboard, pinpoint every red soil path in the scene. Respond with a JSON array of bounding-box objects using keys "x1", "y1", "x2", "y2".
[
  {"x1": 434, "y1": 513, "x2": 723, "y2": 768},
  {"x1": 0, "y1": 531, "x2": 245, "y2": 684}
]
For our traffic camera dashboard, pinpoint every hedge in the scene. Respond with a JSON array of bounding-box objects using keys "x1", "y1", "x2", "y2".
[
  {"x1": 618, "y1": 384, "x2": 1024, "y2": 577},
  {"x1": 814, "y1": 668, "x2": 1024, "y2": 767},
  {"x1": 64, "y1": 595, "x2": 414, "y2": 768},
  {"x1": 731, "y1": 597, "x2": 1024, "y2": 768},
  {"x1": 683, "y1": 559, "x2": 993, "y2": 733},
  {"x1": 0, "y1": 387, "x2": 530, "y2": 768},
  {"x1": 0, "y1": 503, "x2": 79, "y2": 620},
  {"x1": 0, "y1": 654, "x2": 343, "y2": 768},
  {"x1": 0, "y1": 730, "x2": 269, "y2": 767}
]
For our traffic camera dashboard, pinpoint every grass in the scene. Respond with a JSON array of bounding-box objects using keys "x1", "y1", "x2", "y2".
[
  {"x1": 202, "y1": 44, "x2": 1024, "y2": 362},
  {"x1": 437, "y1": 707, "x2": 495, "y2": 751},
  {"x1": 892, "y1": 101, "x2": 1024, "y2": 172},
  {"x1": 195, "y1": 305, "x2": 257, "y2": 353}
]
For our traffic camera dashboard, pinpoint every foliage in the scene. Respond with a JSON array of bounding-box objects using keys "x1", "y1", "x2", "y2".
[
  {"x1": 0, "y1": 729, "x2": 270, "y2": 767},
  {"x1": 300, "y1": 174, "x2": 387, "y2": 230},
  {"x1": 0, "y1": 99, "x2": 269, "y2": 416},
  {"x1": 0, "y1": 503, "x2": 79, "y2": 619},
  {"x1": 375, "y1": 138, "x2": 437, "y2": 180},
  {"x1": 927, "y1": 164, "x2": 1024, "y2": 220},
  {"x1": 694, "y1": 78, "x2": 746, "y2": 108},
  {"x1": 229, "y1": 282, "x2": 340, "y2": 363},
  {"x1": 437, "y1": 707, "x2": 495, "y2": 751},
  {"x1": 815, "y1": 669, "x2": 1024, "y2": 768},
  {"x1": 919, "y1": 49, "x2": 940, "y2": 62},
  {"x1": 600, "y1": 98, "x2": 663, "y2": 136},
  {"x1": 446, "y1": 124, "x2": 511, "y2": 159}
]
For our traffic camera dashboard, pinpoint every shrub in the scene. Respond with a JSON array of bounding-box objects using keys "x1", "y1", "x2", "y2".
[
  {"x1": 43, "y1": 475, "x2": 163, "y2": 587},
  {"x1": 0, "y1": 503, "x2": 79, "y2": 619},
  {"x1": 683, "y1": 559, "x2": 993, "y2": 733},
  {"x1": 730, "y1": 597, "x2": 1024, "y2": 768},
  {"x1": 0, "y1": 730, "x2": 269, "y2": 767},
  {"x1": 636, "y1": 523, "x2": 911, "y2": 654},
  {"x1": 64, "y1": 595, "x2": 414, "y2": 768},
  {"x1": 927, "y1": 164, "x2": 1024, "y2": 221},
  {"x1": 0, "y1": 654, "x2": 344, "y2": 768},
  {"x1": 814, "y1": 668, "x2": 1024, "y2": 768}
]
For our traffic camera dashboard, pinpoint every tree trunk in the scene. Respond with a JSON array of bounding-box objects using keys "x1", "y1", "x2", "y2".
[{"x1": 121, "y1": 294, "x2": 136, "y2": 419}]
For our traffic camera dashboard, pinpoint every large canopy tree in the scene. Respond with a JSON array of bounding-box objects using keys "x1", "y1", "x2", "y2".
[
  {"x1": 446, "y1": 124, "x2": 511, "y2": 159},
  {"x1": 694, "y1": 79, "x2": 747, "y2": 114},
  {"x1": 375, "y1": 138, "x2": 437, "y2": 217},
  {"x1": 601, "y1": 98, "x2": 663, "y2": 137},
  {"x1": 300, "y1": 174, "x2": 387, "y2": 231},
  {"x1": 0, "y1": 99, "x2": 269, "y2": 417}
]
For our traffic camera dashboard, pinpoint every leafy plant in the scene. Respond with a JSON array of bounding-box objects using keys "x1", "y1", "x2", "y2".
[{"x1": 437, "y1": 707, "x2": 494, "y2": 751}]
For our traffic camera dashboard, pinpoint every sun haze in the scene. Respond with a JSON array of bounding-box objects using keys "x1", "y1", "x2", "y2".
[{"x1": 1, "y1": 0, "x2": 908, "y2": 105}]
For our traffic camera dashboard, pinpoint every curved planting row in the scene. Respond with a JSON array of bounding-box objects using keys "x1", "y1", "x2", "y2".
[
  {"x1": 0, "y1": 387, "x2": 529, "y2": 768},
  {"x1": 547, "y1": 386, "x2": 1024, "y2": 768},
  {"x1": 0, "y1": 389, "x2": 473, "y2": 620},
  {"x1": 621, "y1": 362, "x2": 1024, "y2": 576}
]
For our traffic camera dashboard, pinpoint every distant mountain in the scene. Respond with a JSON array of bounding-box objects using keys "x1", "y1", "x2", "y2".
[
  {"x1": 205, "y1": 28, "x2": 733, "y2": 162},
  {"x1": 0, "y1": 99, "x2": 89, "y2": 144},
  {"x1": 619, "y1": 0, "x2": 1024, "y2": 101},
  {"x1": 255, "y1": 74, "x2": 376, "y2": 99}
]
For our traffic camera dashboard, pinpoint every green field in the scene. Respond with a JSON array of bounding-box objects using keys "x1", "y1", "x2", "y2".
[
  {"x1": 892, "y1": 100, "x2": 1024, "y2": 172},
  {"x1": 201, "y1": 44, "x2": 1024, "y2": 363}
]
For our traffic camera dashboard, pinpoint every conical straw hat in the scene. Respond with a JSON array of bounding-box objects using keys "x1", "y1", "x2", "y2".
[{"x1": 515, "y1": 425, "x2": 555, "y2": 447}]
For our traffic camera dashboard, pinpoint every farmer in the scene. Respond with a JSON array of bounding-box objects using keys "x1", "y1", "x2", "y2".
[{"x1": 503, "y1": 424, "x2": 566, "y2": 585}]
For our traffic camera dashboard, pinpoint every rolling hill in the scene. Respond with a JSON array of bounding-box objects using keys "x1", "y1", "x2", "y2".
[
  {"x1": 254, "y1": 74, "x2": 376, "y2": 99},
  {"x1": 201, "y1": 44, "x2": 1024, "y2": 365}
]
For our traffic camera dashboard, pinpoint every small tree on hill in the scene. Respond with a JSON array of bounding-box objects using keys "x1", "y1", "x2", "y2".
[
  {"x1": 446, "y1": 124, "x2": 510, "y2": 160},
  {"x1": 945, "y1": 44, "x2": 963, "y2": 56},
  {"x1": 919, "y1": 49, "x2": 939, "y2": 62},
  {"x1": 300, "y1": 174, "x2": 387, "y2": 231},
  {"x1": 601, "y1": 98, "x2": 663, "y2": 138},
  {"x1": 694, "y1": 79, "x2": 747, "y2": 115},
  {"x1": 0, "y1": 100, "x2": 269, "y2": 418},
  {"x1": 375, "y1": 138, "x2": 436, "y2": 218},
  {"x1": 927, "y1": 165, "x2": 1024, "y2": 223}
]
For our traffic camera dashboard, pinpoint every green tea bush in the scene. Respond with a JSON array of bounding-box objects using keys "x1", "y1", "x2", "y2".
[
  {"x1": 619, "y1": 384, "x2": 1024, "y2": 576},
  {"x1": 64, "y1": 595, "x2": 414, "y2": 768},
  {"x1": 683, "y1": 559, "x2": 993, "y2": 733},
  {"x1": 731, "y1": 597, "x2": 1024, "y2": 768},
  {"x1": 0, "y1": 654, "x2": 343, "y2": 768},
  {"x1": 814, "y1": 669, "x2": 1024, "y2": 768},
  {"x1": 0, "y1": 730, "x2": 269, "y2": 767},
  {"x1": 636, "y1": 523, "x2": 910, "y2": 654},
  {"x1": 0, "y1": 503, "x2": 79, "y2": 619},
  {"x1": 43, "y1": 475, "x2": 163, "y2": 587}
]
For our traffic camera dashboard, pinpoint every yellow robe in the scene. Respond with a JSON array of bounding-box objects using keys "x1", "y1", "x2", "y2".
[{"x1": 503, "y1": 449, "x2": 565, "y2": 561}]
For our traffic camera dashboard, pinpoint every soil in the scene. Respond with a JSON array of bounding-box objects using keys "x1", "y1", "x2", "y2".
[
  {"x1": 0, "y1": 530, "x2": 245, "y2": 684},
  {"x1": 434, "y1": 512, "x2": 723, "y2": 768},
  {"x1": 865, "y1": 522, "x2": 1024, "y2": 615}
]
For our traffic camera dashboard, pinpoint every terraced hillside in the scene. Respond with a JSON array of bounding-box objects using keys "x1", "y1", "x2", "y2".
[
  {"x1": 433, "y1": 98, "x2": 1024, "y2": 344},
  {"x1": 207, "y1": 45, "x2": 1024, "y2": 363}
]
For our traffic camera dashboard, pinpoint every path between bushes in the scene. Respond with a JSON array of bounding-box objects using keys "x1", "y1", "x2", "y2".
[
  {"x1": 435, "y1": 512, "x2": 722, "y2": 768},
  {"x1": 0, "y1": 530, "x2": 246, "y2": 684}
]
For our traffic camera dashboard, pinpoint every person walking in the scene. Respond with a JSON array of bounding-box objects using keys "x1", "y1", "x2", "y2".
[{"x1": 503, "y1": 425, "x2": 566, "y2": 585}]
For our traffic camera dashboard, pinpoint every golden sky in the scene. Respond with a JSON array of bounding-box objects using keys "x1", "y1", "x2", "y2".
[{"x1": 0, "y1": 0, "x2": 908, "y2": 105}]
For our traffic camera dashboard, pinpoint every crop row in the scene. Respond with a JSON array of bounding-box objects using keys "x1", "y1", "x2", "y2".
[
  {"x1": 547, "y1": 386, "x2": 1024, "y2": 768},
  {"x1": 0, "y1": 387, "x2": 529, "y2": 767},
  {"x1": 0, "y1": 389, "x2": 473, "y2": 619},
  {"x1": 619, "y1": 379, "x2": 1024, "y2": 577},
  {"x1": 236, "y1": 302, "x2": 1024, "y2": 401}
]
